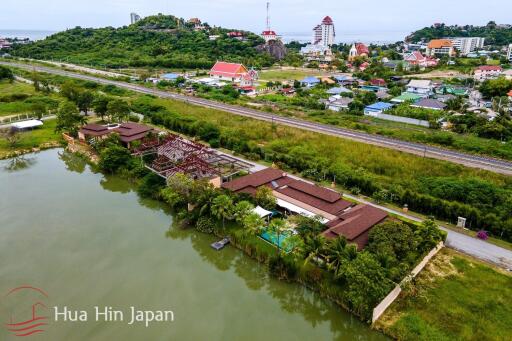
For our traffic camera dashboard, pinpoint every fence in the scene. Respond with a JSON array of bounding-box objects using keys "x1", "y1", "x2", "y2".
[
  {"x1": 371, "y1": 242, "x2": 444, "y2": 324},
  {"x1": 0, "y1": 113, "x2": 53, "y2": 125},
  {"x1": 364, "y1": 112, "x2": 430, "y2": 127}
]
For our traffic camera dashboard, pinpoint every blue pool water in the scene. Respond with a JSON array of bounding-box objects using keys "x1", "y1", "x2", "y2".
[{"x1": 260, "y1": 230, "x2": 296, "y2": 252}]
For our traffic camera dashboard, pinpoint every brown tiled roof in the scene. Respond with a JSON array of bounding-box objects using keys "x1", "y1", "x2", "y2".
[
  {"x1": 221, "y1": 168, "x2": 286, "y2": 192},
  {"x1": 79, "y1": 124, "x2": 109, "y2": 137},
  {"x1": 428, "y1": 39, "x2": 453, "y2": 49},
  {"x1": 113, "y1": 123, "x2": 153, "y2": 143},
  {"x1": 323, "y1": 205, "x2": 388, "y2": 249}
]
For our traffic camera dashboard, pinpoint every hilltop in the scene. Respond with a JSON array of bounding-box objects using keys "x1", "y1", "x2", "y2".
[
  {"x1": 407, "y1": 21, "x2": 512, "y2": 45},
  {"x1": 10, "y1": 14, "x2": 274, "y2": 69}
]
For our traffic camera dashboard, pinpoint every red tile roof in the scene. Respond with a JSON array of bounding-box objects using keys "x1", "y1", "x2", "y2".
[
  {"x1": 222, "y1": 168, "x2": 353, "y2": 216},
  {"x1": 322, "y1": 16, "x2": 334, "y2": 25},
  {"x1": 209, "y1": 61, "x2": 248, "y2": 78},
  {"x1": 322, "y1": 205, "x2": 388, "y2": 249},
  {"x1": 113, "y1": 123, "x2": 153, "y2": 143},
  {"x1": 476, "y1": 65, "x2": 502, "y2": 72},
  {"x1": 508, "y1": 90, "x2": 512, "y2": 97},
  {"x1": 355, "y1": 43, "x2": 369, "y2": 55},
  {"x1": 79, "y1": 123, "x2": 109, "y2": 137},
  {"x1": 262, "y1": 30, "x2": 277, "y2": 36}
]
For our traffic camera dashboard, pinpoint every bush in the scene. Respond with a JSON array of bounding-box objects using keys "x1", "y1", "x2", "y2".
[
  {"x1": 196, "y1": 216, "x2": 215, "y2": 234},
  {"x1": 137, "y1": 173, "x2": 166, "y2": 199},
  {"x1": 98, "y1": 145, "x2": 132, "y2": 173}
]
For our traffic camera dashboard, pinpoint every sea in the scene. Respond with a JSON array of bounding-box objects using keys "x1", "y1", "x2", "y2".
[{"x1": 0, "y1": 29, "x2": 409, "y2": 45}]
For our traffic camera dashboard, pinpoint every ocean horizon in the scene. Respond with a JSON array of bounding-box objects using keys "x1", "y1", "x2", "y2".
[{"x1": 1, "y1": 29, "x2": 409, "y2": 45}]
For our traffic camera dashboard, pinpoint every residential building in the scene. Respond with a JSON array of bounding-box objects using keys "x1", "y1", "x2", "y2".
[
  {"x1": 411, "y1": 98, "x2": 447, "y2": 111},
  {"x1": 222, "y1": 168, "x2": 353, "y2": 221},
  {"x1": 188, "y1": 18, "x2": 205, "y2": 31},
  {"x1": 300, "y1": 44, "x2": 333, "y2": 62},
  {"x1": 348, "y1": 43, "x2": 369, "y2": 61},
  {"x1": 403, "y1": 51, "x2": 438, "y2": 68},
  {"x1": 474, "y1": 65, "x2": 503, "y2": 81},
  {"x1": 391, "y1": 92, "x2": 424, "y2": 103},
  {"x1": 322, "y1": 205, "x2": 388, "y2": 250},
  {"x1": 261, "y1": 2, "x2": 279, "y2": 43},
  {"x1": 300, "y1": 76, "x2": 321, "y2": 88},
  {"x1": 406, "y1": 79, "x2": 434, "y2": 97},
  {"x1": 209, "y1": 61, "x2": 249, "y2": 82},
  {"x1": 0, "y1": 38, "x2": 12, "y2": 49},
  {"x1": 326, "y1": 86, "x2": 352, "y2": 95},
  {"x1": 426, "y1": 39, "x2": 455, "y2": 57},
  {"x1": 364, "y1": 102, "x2": 394, "y2": 115},
  {"x1": 508, "y1": 44, "x2": 512, "y2": 62},
  {"x1": 312, "y1": 16, "x2": 335, "y2": 47},
  {"x1": 326, "y1": 97, "x2": 353, "y2": 112},
  {"x1": 450, "y1": 37, "x2": 485, "y2": 55},
  {"x1": 503, "y1": 69, "x2": 512, "y2": 80},
  {"x1": 79, "y1": 123, "x2": 154, "y2": 148},
  {"x1": 130, "y1": 13, "x2": 141, "y2": 25}
]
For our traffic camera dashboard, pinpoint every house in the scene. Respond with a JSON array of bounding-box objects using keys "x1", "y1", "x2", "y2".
[
  {"x1": 406, "y1": 79, "x2": 433, "y2": 97},
  {"x1": 209, "y1": 61, "x2": 249, "y2": 82},
  {"x1": 79, "y1": 122, "x2": 154, "y2": 148},
  {"x1": 280, "y1": 87, "x2": 296, "y2": 96},
  {"x1": 435, "y1": 94, "x2": 456, "y2": 103},
  {"x1": 227, "y1": 31, "x2": 246, "y2": 40},
  {"x1": 300, "y1": 76, "x2": 321, "y2": 88},
  {"x1": 411, "y1": 98, "x2": 447, "y2": 111},
  {"x1": 474, "y1": 65, "x2": 503, "y2": 81},
  {"x1": 370, "y1": 78, "x2": 386, "y2": 87},
  {"x1": 391, "y1": 92, "x2": 424, "y2": 103},
  {"x1": 322, "y1": 204, "x2": 388, "y2": 250},
  {"x1": 161, "y1": 73, "x2": 180, "y2": 81},
  {"x1": 503, "y1": 69, "x2": 512, "y2": 80},
  {"x1": 508, "y1": 44, "x2": 512, "y2": 63},
  {"x1": 222, "y1": 168, "x2": 354, "y2": 221},
  {"x1": 300, "y1": 44, "x2": 334, "y2": 62},
  {"x1": 348, "y1": 43, "x2": 369, "y2": 61},
  {"x1": 333, "y1": 75, "x2": 357, "y2": 85},
  {"x1": 326, "y1": 86, "x2": 352, "y2": 95},
  {"x1": 262, "y1": 30, "x2": 278, "y2": 43},
  {"x1": 327, "y1": 97, "x2": 353, "y2": 112},
  {"x1": 403, "y1": 51, "x2": 438, "y2": 68},
  {"x1": 364, "y1": 102, "x2": 394, "y2": 115},
  {"x1": 426, "y1": 39, "x2": 455, "y2": 57}
]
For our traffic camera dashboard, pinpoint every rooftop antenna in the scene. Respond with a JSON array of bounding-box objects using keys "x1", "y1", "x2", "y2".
[{"x1": 266, "y1": 2, "x2": 271, "y2": 31}]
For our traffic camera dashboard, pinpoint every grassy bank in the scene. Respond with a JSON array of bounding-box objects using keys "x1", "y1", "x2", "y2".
[
  {"x1": 0, "y1": 119, "x2": 63, "y2": 159},
  {"x1": 375, "y1": 248, "x2": 512, "y2": 340}
]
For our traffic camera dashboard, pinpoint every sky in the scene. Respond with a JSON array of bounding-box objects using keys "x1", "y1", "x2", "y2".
[{"x1": 1, "y1": 0, "x2": 511, "y2": 40}]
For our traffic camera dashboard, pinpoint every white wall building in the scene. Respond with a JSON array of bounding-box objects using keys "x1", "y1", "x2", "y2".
[
  {"x1": 130, "y1": 13, "x2": 141, "y2": 25},
  {"x1": 450, "y1": 37, "x2": 485, "y2": 55},
  {"x1": 508, "y1": 44, "x2": 512, "y2": 62},
  {"x1": 406, "y1": 80, "x2": 434, "y2": 97},
  {"x1": 312, "y1": 16, "x2": 335, "y2": 47}
]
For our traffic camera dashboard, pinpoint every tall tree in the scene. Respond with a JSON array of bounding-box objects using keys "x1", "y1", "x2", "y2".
[
  {"x1": 55, "y1": 101, "x2": 85, "y2": 136},
  {"x1": 92, "y1": 95, "x2": 111, "y2": 122},
  {"x1": 107, "y1": 99, "x2": 131, "y2": 122},
  {"x1": 211, "y1": 194, "x2": 234, "y2": 229}
]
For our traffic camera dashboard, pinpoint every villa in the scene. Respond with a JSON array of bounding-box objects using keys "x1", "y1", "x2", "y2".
[
  {"x1": 78, "y1": 122, "x2": 154, "y2": 148},
  {"x1": 209, "y1": 61, "x2": 250, "y2": 82},
  {"x1": 406, "y1": 79, "x2": 434, "y2": 97}
]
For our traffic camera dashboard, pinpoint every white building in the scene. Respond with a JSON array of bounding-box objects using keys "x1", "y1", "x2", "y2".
[
  {"x1": 130, "y1": 13, "x2": 141, "y2": 24},
  {"x1": 474, "y1": 65, "x2": 503, "y2": 81},
  {"x1": 508, "y1": 44, "x2": 512, "y2": 62},
  {"x1": 406, "y1": 80, "x2": 434, "y2": 97},
  {"x1": 450, "y1": 37, "x2": 485, "y2": 55},
  {"x1": 312, "y1": 16, "x2": 335, "y2": 47}
]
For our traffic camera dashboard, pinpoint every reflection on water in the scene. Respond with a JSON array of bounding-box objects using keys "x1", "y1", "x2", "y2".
[
  {"x1": 0, "y1": 149, "x2": 388, "y2": 341},
  {"x1": 2, "y1": 155, "x2": 37, "y2": 172}
]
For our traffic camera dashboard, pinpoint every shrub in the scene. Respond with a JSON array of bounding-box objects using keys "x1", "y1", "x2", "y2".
[
  {"x1": 196, "y1": 216, "x2": 215, "y2": 234},
  {"x1": 98, "y1": 145, "x2": 132, "y2": 173}
]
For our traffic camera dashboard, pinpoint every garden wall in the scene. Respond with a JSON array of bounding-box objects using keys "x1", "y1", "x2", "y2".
[
  {"x1": 364, "y1": 112, "x2": 430, "y2": 127},
  {"x1": 371, "y1": 241, "x2": 444, "y2": 324}
]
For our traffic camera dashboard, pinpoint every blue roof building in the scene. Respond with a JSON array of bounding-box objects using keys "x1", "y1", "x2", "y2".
[
  {"x1": 364, "y1": 102, "x2": 394, "y2": 114},
  {"x1": 300, "y1": 76, "x2": 320, "y2": 87},
  {"x1": 161, "y1": 73, "x2": 180, "y2": 81}
]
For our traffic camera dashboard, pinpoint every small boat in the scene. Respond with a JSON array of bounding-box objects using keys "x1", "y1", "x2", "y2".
[{"x1": 211, "y1": 238, "x2": 230, "y2": 251}]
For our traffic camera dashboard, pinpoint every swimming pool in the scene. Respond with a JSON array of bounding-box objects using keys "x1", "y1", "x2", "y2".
[{"x1": 260, "y1": 230, "x2": 296, "y2": 252}]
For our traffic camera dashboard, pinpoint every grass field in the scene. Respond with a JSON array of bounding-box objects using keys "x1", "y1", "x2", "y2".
[
  {"x1": 0, "y1": 119, "x2": 62, "y2": 158},
  {"x1": 376, "y1": 248, "x2": 512, "y2": 341},
  {"x1": 0, "y1": 80, "x2": 38, "y2": 117},
  {"x1": 259, "y1": 68, "x2": 330, "y2": 82}
]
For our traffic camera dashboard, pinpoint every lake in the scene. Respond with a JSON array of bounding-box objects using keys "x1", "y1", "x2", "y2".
[{"x1": 0, "y1": 149, "x2": 387, "y2": 340}]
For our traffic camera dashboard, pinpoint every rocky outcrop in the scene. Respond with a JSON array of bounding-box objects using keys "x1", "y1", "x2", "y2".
[{"x1": 257, "y1": 40, "x2": 288, "y2": 60}]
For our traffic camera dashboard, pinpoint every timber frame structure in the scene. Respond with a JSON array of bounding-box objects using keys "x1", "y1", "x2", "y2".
[{"x1": 132, "y1": 133, "x2": 251, "y2": 181}]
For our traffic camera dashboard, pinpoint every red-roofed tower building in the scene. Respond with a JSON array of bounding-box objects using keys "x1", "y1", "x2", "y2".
[{"x1": 312, "y1": 16, "x2": 335, "y2": 47}]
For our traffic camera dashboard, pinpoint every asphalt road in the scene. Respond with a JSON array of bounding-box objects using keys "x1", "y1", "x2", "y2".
[{"x1": 3, "y1": 60, "x2": 512, "y2": 175}]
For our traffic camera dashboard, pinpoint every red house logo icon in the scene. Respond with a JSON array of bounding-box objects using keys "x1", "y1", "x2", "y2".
[{"x1": 3, "y1": 286, "x2": 49, "y2": 337}]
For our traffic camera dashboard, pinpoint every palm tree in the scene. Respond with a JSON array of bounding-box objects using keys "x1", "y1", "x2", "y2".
[
  {"x1": 211, "y1": 195, "x2": 234, "y2": 229},
  {"x1": 242, "y1": 213, "x2": 265, "y2": 236},
  {"x1": 301, "y1": 234, "x2": 327, "y2": 266},
  {"x1": 324, "y1": 237, "x2": 349, "y2": 278},
  {"x1": 233, "y1": 201, "x2": 254, "y2": 223},
  {"x1": 267, "y1": 218, "x2": 287, "y2": 255}
]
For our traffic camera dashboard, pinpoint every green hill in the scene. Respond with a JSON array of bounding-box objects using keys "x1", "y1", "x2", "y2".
[
  {"x1": 11, "y1": 14, "x2": 274, "y2": 69},
  {"x1": 407, "y1": 21, "x2": 512, "y2": 45}
]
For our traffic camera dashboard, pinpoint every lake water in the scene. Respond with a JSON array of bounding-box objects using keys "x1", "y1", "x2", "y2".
[{"x1": 0, "y1": 149, "x2": 387, "y2": 340}]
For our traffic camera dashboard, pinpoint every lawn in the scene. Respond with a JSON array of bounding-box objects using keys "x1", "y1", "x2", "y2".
[
  {"x1": 375, "y1": 248, "x2": 512, "y2": 341},
  {"x1": 259, "y1": 68, "x2": 329, "y2": 82},
  {"x1": 0, "y1": 119, "x2": 63, "y2": 158}
]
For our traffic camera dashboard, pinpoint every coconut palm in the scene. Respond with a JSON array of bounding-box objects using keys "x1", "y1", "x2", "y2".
[
  {"x1": 267, "y1": 218, "x2": 287, "y2": 255},
  {"x1": 211, "y1": 194, "x2": 234, "y2": 229},
  {"x1": 233, "y1": 201, "x2": 255, "y2": 223},
  {"x1": 300, "y1": 234, "x2": 327, "y2": 265},
  {"x1": 324, "y1": 237, "x2": 349, "y2": 278},
  {"x1": 242, "y1": 213, "x2": 265, "y2": 236}
]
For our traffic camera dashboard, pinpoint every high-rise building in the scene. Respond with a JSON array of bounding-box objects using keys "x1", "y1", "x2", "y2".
[
  {"x1": 450, "y1": 37, "x2": 485, "y2": 55},
  {"x1": 508, "y1": 44, "x2": 512, "y2": 62},
  {"x1": 130, "y1": 13, "x2": 141, "y2": 25},
  {"x1": 312, "y1": 16, "x2": 335, "y2": 47}
]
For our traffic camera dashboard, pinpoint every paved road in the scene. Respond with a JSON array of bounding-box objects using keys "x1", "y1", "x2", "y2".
[
  {"x1": 3, "y1": 61, "x2": 512, "y2": 175},
  {"x1": 344, "y1": 193, "x2": 512, "y2": 270}
]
